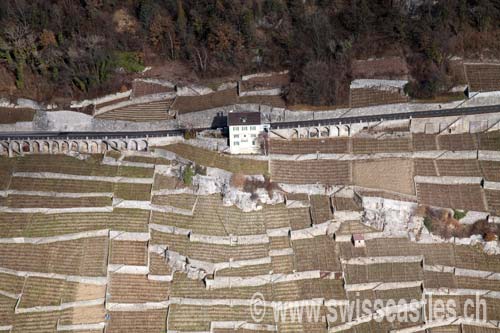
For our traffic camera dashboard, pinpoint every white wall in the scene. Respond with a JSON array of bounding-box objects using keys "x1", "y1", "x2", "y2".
[{"x1": 229, "y1": 124, "x2": 267, "y2": 154}]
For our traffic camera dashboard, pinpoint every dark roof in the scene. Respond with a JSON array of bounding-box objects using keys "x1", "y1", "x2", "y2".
[{"x1": 227, "y1": 112, "x2": 261, "y2": 126}]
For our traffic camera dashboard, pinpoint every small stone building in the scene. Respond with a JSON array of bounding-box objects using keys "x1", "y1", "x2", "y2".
[{"x1": 352, "y1": 233, "x2": 366, "y2": 248}]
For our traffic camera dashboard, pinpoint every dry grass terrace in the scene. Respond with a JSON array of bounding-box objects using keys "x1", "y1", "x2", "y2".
[
  {"x1": 350, "y1": 87, "x2": 408, "y2": 108},
  {"x1": 270, "y1": 159, "x2": 351, "y2": 185},
  {"x1": 171, "y1": 272, "x2": 272, "y2": 299},
  {"x1": 416, "y1": 183, "x2": 486, "y2": 212},
  {"x1": 344, "y1": 261, "x2": 423, "y2": 284},
  {"x1": 353, "y1": 159, "x2": 415, "y2": 195},
  {"x1": 95, "y1": 99, "x2": 174, "y2": 122},
  {"x1": 0, "y1": 272, "x2": 24, "y2": 295},
  {"x1": 270, "y1": 137, "x2": 350, "y2": 154},
  {"x1": 480, "y1": 160, "x2": 500, "y2": 182},
  {"x1": 336, "y1": 220, "x2": 378, "y2": 235},
  {"x1": 216, "y1": 262, "x2": 273, "y2": 277},
  {"x1": 0, "y1": 209, "x2": 150, "y2": 237},
  {"x1": 149, "y1": 252, "x2": 173, "y2": 275},
  {"x1": 17, "y1": 276, "x2": 105, "y2": 308},
  {"x1": 486, "y1": 188, "x2": 500, "y2": 215},
  {"x1": 122, "y1": 154, "x2": 170, "y2": 164},
  {"x1": 436, "y1": 159, "x2": 482, "y2": 177},
  {"x1": 150, "y1": 229, "x2": 269, "y2": 263},
  {"x1": 110, "y1": 240, "x2": 148, "y2": 266},
  {"x1": 239, "y1": 72, "x2": 290, "y2": 92},
  {"x1": 5, "y1": 194, "x2": 112, "y2": 208},
  {"x1": 414, "y1": 158, "x2": 438, "y2": 176},
  {"x1": 413, "y1": 92, "x2": 465, "y2": 103},
  {"x1": 438, "y1": 132, "x2": 478, "y2": 151},
  {"x1": 153, "y1": 173, "x2": 185, "y2": 190},
  {"x1": 292, "y1": 235, "x2": 340, "y2": 272},
  {"x1": 288, "y1": 207, "x2": 312, "y2": 230},
  {"x1": 309, "y1": 194, "x2": 333, "y2": 224},
  {"x1": 9, "y1": 311, "x2": 62, "y2": 332},
  {"x1": 0, "y1": 294, "x2": 16, "y2": 326},
  {"x1": 9, "y1": 177, "x2": 113, "y2": 192},
  {"x1": 132, "y1": 80, "x2": 175, "y2": 97},
  {"x1": 0, "y1": 152, "x2": 500, "y2": 332},
  {"x1": 412, "y1": 133, "x2": 438, "y2": 151},
  {"x1": 347, "y1": 286, "x2": 422, "y2": 310},
  {"x1": 478, "y1": 130, "x2": 500, "y2": 150},
  {"x1": 13, "y1": 155, "x2": 154, "y2": 178},
  {"x1": 152, "y1": 193, "x2": 197, "y2": 210},
  {"x1": 167, "y1": 304, "x2": 275, "y2": 332},
  {"x1": 0, "y1": 236, "x2": 108, "y2": 276},
  {"x1": 158, "y1": 143, "x2": 268, "y2": 175},
  {"x1": 270, "y1": 130, "x2": 500, "y2": 155},
  {"x1": 238, "y1": 95, "x2": 286, "y2": 108},
  {"x1": 0, "y1": 158, "x2": 14, "y2": 190},
  {"x1": 151, "y1": 195, "x2": 292, "y2": 236},
  {"x1": 352, "y1": 136, "x2": 412, "y2": 154},
  {"x1": 108, "y1": 273, "x2": 170, "y2": 303},
  {"x1": 172, "y1": 88, "x2": 238, "y2": 114},
  {"x1": 107, "y1": 310, "x2": 167, "y2": 333},
  {"x1": 333, "y1": 197, "x2": 363, "y2": 212},
  {"x1": 114, "y1": 182, "x2": 152, "y2": 201},
  {"x1": 465, "y1": 63, "x2": 500, "y2": 92}
]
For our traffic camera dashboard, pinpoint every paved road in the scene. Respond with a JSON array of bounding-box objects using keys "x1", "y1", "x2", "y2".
[
  {"x1": 1, "y1": 103, "x2": 499, "y2": 140},
  {"x1": 0, "y1": 129, "x2": 186, "y2": 140},
  {"x1": 270, "y1": 103, "x2": 500, "y2": 129}
]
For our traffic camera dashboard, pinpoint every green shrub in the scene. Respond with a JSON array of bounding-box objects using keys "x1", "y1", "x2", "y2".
[
  {"x1": 15, "y1": 63, "x2": 24, "y2": 89},
  {"x1": 72, "y1": 77, "x2": 87, "y2": 92},
  {"x1": 113, "y1": 52, "x2": 145, "y2": 73},
  {"x1": 182, "y1": 165, "x2": 195, "y2": 185},
  {"x1": 423, "y1": 216, "x2": 433, "y2": 231},
  {"x1": 183, "y1": 129, "x2": 197, "y2": 140},
  {"x1": 453, "y1": 209, "x2": 467, "y2": 220}
]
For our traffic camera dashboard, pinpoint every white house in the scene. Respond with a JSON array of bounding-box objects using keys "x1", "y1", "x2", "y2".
[
  {"x1": 352, "y1": 234, "x2": 366, "y2": 248},
  {"x1": 228, "y1": 111, "x2": 269, "y2": 154}
]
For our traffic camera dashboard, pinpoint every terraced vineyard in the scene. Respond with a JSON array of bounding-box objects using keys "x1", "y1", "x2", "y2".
[
  {"x1": 0, "y1": 149, "x2": 499, "y2": 333},
  {"x1": 159, "y1": 143, "x2": 268, "y2": 174},
  {"x1": 95, "y1": 100, "x2": 175, "y2": 122}
]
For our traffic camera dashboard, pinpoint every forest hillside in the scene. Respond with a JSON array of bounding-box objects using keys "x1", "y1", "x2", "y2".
[{"x1": 0, "y1": 0, "x2": 499, "y2": 106}]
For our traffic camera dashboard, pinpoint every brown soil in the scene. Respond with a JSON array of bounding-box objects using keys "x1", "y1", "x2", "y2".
[
  {"x1": 172, "y1": 88, "x2": 238, "y2": 114},
  {"x1": 286, "y1": 103, "x2": 349, "y2": 111},
  {"x1": 238, "y1": 95, "x2": 286, "y2": 108},
  {"x1": 351, "y1": 56, "x2": 409, "y2": 80},
  {"x1": 353, "y1": 159, "x2": 415, "y2": 195},
  {"x1": 141, "y1": 60, "x2": 198, "y2": 86},
  {"x1": 240, "y1": 73, "x2": 290, "y2": 91},
  {"x1": 0, "y1": 108, "x2": 36, "y2": 124},
  {"x1": 0, "y1": 66, "x2": 16, "y2": 96}
]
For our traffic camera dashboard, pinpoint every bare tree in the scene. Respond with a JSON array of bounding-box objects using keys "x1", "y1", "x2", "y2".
[
  {"x1": 258, "y1": 131, "x2": 270, "y2": 156},
  {"x1": 193, "y1": 46, "x2": 208, "y2": 72}
]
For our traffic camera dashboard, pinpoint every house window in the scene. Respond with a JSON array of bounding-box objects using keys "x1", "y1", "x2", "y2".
[
  {"x1": 252, "y1": 140, "x2": 256, "y2": 145},
  {"x1": 234, "y1": 141, "x2": 239, "y2": 146},
  {"x1": 251, "y1": 134, "x2": 257, "y2": 138},
  {"x1": 241, "y1": 126, "x2": 248, "y2": 131},
  {"x1": 233, "y1": 127, "x2": 239, "y2": 131},
  {"x1": 233, "y1": 134, "x2": 239, "y2": 139},
  {"x1": 250, "y1": 126, "x2": 256, "y2": 130}
]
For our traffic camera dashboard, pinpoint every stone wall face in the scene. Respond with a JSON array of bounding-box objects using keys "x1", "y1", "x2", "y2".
[{"x1": 177, "y1": 107, "x2": 233, "y2": 128}]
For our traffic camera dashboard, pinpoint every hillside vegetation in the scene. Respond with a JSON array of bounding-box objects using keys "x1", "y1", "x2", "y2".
[{"x1": 0, "y1": 0, "x2": 499, "y2": 104}]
